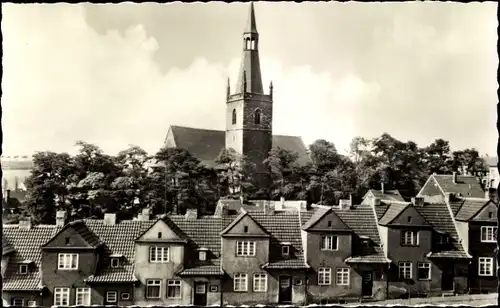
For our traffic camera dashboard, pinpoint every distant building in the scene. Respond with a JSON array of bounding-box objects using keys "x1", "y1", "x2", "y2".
[{"x1": 1, "y1": 156, "x2": 33, "y2": 205}]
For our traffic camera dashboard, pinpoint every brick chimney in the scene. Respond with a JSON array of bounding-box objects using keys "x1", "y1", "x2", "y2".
[
  {"x1": 103, "y1": 213, "x2": 116, "y2": 226},
  {"x1": 56, "y1": 211, "x2": 68, "y2": 227},
  {"x1": 185, "y1": 208, "x2": 198, "y2": 220},
  {"x1": 452, "y1": 172, "x2": 457, "y2": 184},
  {"x1": 411, "y1": 197, "x2": 424, "y2": 207},
  {"x1": 19, "y1": 217, "x2": 32, "y2": 230},
  {"x1": 371, "y1": 197, "x2": 381, "y2": 207}
]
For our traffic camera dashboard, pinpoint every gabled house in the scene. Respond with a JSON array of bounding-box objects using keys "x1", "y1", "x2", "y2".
[
  {"x1": 451, "y1": 197, "x2": 498, "y2": 294},
  {"x1": 418, "y1": 173, "x2": 485, "y2": 200},
  {"x1": 300, "y1": 204, "x2": 390, "y2": 303},
  {"x1": 372, "y1": 197, "x2": 470, "y2": 297},
  {"x1": 2, "y1": 218, "x2": 60, "y2": 307},
  {"x1": 361, "y1": 186, "x2": 405, "y2": 205}
]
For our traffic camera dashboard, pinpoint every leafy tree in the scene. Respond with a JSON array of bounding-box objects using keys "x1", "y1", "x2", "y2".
[
  {"x1": 214, "y1": 148, "x2": 255, "y2": 199},
  {"x1": 264, "y1": 147, "x2": 304, "y2": 200},
  {"x1": 422, "y1": 139, "x2": 452, "y2": 175},
  {"x1": 450, "y1": 148, "x2": 488, "y2": 175}
]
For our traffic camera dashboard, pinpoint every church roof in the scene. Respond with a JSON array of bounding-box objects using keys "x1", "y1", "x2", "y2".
[{"x1": 167, "y1": 125, "x2": 311, "y2": 167}]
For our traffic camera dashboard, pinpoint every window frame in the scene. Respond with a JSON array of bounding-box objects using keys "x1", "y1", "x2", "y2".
[
  {"x1": 336, "y1": 268, "x2": 350, "y2": 286},
  {"x1": 480, "y1": 226, "x2": 497, "y2": 243},
  {"x1": 236, "y1": 241, "x2": 256, "y2": 257},
  {"x1": 12, "y1": 298, "x2": 24, "y2": 307},
  {"x1": 54, "y1": 287, "x2": 70, "y2": 307},
  {"x1": 253, "y1": 273, "x2": 268, "y2": 292},
  {"x1": 478, "y1": 257, "x2": 494, "y2": 276},
  {"x1": 27, "y1": 301, "x2": 37, "y2": 307},
  {"x1": 282, "y1": 245, "x2": 290, "y2": 256},
  {"x1": 110, "y1": 258, "x2": 120, "y2": 268},
  {"x1": 19, "y1": 264, "x2": 28, "y2": 274},
  {"x1": 76, "y1": 287, "x2": 91, "y2": 306},
  {"x1": 233, "y1": 273, "x2": 248, "y2": 292},
  {"x1": 401, "y1": 231, "x2": 419, "y2": 246},
  {"x1": 121, "y1": 292, "x2": 130, "y2": 300},
  {"x1": 320, "y1": 235, "x2": 339, "y2": 251},
  {"x1": 149, "y1": 246, "x2": 169, "y2": 263},
  {"x1": 106, "y1": 291, "x2": 117, "y2": 303},
  {"x1": 146, "y1": 279, "x2": 162, "y2": 299},
  {"x1": 417, "y1": 262, "x2": 431, "y2": 280},
  {"x1": 254, "y1": 108, "x2": 261, "y2": 125},
  {"x1": 398, "y1": 262, "x2": 412, "y2": 279},
  {"x1": 167, "y1": 279, "x2": 182, "y2": 299},
  {"x1": 57, "y1": 253, "x2": 79, "y2": 270},
  {"x1": 232, "y1": 109, "x2": 237, "y2": 125},
  {"x1": 199, "y1": 251, "x2": 207, "y2": 261},
  {"x1": 318, "y1": 267, "x2": 332, "y2": 285}
]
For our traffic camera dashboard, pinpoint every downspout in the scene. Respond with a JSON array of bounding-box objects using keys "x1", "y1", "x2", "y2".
[{"x1": 386, "y1": 263, "x2": 390, "y2": 300}]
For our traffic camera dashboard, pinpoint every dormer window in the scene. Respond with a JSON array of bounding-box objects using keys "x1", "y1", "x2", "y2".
[
  {"x1": 199, "y1": 251, "x2": 207, "y2": 261},
  {"x1": 19, "y1": 264, "x2": 28, "y2": 274},
  {"x1": 111, "y1": 258, "x2": 120, "y2": 268},
  {"x1": 362, "y1": 240, "x2": 370, "y2": 248},
  {"x1": 282, "y1": 245, "x2": 290, "y2": 256}
]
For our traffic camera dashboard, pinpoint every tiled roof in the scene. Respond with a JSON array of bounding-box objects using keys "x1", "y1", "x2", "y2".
[
  {"x1": 167, "y1": 125, "x2": 311, "y2": 167},
  {"x1": 454, "y1": 198, "x2": 490, "y2": 222},
  {"x1": 366, "y1": 189, "x2": 405, "y2": 202},
  {"x1": 433, "y1": 174, "x2": 485, "y2": 198},
  {"x1": 378, "y1": 202, "x2": 409, "y2": 226},
  {"x1": 448, "y1": 200, "x2": 465, "y2": 216},
  {"x1": 301, "y1": 207, "x2": 329, "y2": 230},
  {"x1": 345, "y1": 247, "x2": 390, "y2": 264},
  {"x1": 3, "y1": 234, "x2": 15, "y2": 255},
  {"x1": 178, "y1": 261, "x2": 224, "y2": 276},
  {"x1": 2, "y1": 224, "x2": 60, "y2": 291},
  {"x1": 373, "y1": 203, "x2": 391, "y2": 220},
  {"x1": 84, "y1": 220, "x2": 151, "y2": 283}
]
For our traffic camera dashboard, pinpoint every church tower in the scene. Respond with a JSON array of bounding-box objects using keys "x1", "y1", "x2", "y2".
[{"x1": 226, "y1": 2, "x2": 273, "y2": 192}]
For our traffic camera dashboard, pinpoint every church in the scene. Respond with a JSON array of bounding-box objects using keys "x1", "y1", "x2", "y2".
[{"x1": 164, "y1": 3, "x2": 310, "y2": 190}]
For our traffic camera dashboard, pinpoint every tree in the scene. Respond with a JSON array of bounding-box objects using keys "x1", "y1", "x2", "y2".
[
  {"x1": 422, "y1": 139, "x2": 452, "y2": 175},
  {"x1": 264, "y1": 147, "x2": 304, "y2": 200},
  {"x1": 214, "y1": 148, "x2": 256, "y2": 199},
  {"x1": 450, "y1": 148, "x2": 488, "y2": 176}
]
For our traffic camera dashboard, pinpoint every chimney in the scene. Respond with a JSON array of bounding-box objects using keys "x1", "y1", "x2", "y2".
[
  {"x1": 411, "y1": 197, "x2": 424, "y2": 207},
  {"x1": 381, "y1": 183, "x2": 385, "y2": 194},
  {"x1": 452, "y1": 172, "x2": 457, "y2": 184},
  {"x1": 185, "y1": 208, "x2": 198, "y2": 220},
  {"x1": 239, "y1": 195, "x2": 245, "y2": 205},
  {"x1": 141, "y1": 208, "x2": 150, "y2": 221},
  {"x1": 19, "y1": 217, "x2": 32, "y2": 230},
  {"x1": 444, "y1": 192, "x2": 452, "y2": 203},
  {"x1": 4, "y1": 189, "x2": 11, "y2": 202},
  {"x1": 339, "y1": 199, "x2": 351, "y2": 210},
  {"x1": 371, "y1": 197, "x2": 381, "y2": 207},
  {"x1": 103, "y1": 213, "x2": 116, "y2": 226},
  {"x1": 485, "y1": 189, "x2": 491, "y2": 200},
  {"x1": 56, "y1": 211, "x2": 68, "y2": 227},
  {"x1": 280, "y1": 196, "x2": 285, "y2": 206},
  {"x1": 263, "y1": 201, "x2": 275, "y2": 215}
]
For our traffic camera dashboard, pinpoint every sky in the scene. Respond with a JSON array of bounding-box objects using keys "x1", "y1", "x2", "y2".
[{"x1": 1, "y1": 2, "x2": 498, "y2": 157}]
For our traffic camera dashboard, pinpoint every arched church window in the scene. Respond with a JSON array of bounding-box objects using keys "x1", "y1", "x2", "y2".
[
  {"x1": 251, "y1": 39, "x2": 256, "y2": 50},
  {"x1": 254, "y1": 109, "x2": 261, "y2": 125},
  {"x1": 232, "y1": 109, "x2": 237, "y2": 125},
  {"x1": 245, "y1": 38, "x2": 251, "y2": 50}
]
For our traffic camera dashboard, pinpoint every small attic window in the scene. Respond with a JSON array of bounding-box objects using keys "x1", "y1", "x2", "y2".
[
  {"x1": 158, "y1": 232, "x2": 162, "y2": 239},
  {"x1": 489, "y1": 212, "x2": 493, "y2": 219},
  {"x1": 407, "y1": 216, "x2": 412, "y2": 223},
  {"x1": 243, "y1": 226, "x2": 248, "y2": 233},
  {"x1": 19, "y1": 264, "x2": 28, "y2": 274},
  {"x1": 362, "y1": 240, "x2": 370, "y2": 248},
  {"x1": 65, "y1": 237, "x2": 70, "y2": 245},
  {"x1": 199, "y1": 251, "x2": 207, "y2": 261},
  {"x1": 327, "y1": 221, "x2": 332, "y2": 227},
  {"x1": 111, "y1": 258, "x2": 120, "y2": 268},
  {"x1": 282, "y1": 245, "x2": 290, "y2": 256}
]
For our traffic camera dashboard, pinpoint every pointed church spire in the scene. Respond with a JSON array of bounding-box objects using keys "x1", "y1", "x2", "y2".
[
  {"x1": 226, "y1": 77, "x2": 231, "y2": 99},
  {"x1": 236, "y1": 2, "x2": 263, "y2": 94}
]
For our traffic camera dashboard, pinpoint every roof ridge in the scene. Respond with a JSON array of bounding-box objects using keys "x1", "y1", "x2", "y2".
[{"x1": 171, "y1": 125, "x2": 223, "y2": 133}]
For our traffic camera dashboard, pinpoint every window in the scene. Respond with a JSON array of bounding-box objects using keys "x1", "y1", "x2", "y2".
[
  {"x1": 282, "y1": 245, "x2": 290, "y2": 256},
  {"x1": 320, "y1": 235, "x2": 338, "y2": 251},
  {"x1": 233, "y1": 273, "x2": 248, "y2": 292},
  {"x1": 19, "y1": 264, "x2": 28, "y2": 274},
  {"x1": 146, "y1": 279, "x2": 161, "y2": 298},
  {"x1": 318, "y1": 267, "x2": 332, "y2": 285},
  {"x1": 158, "y1": 232, "x2": 162, "y2": 239},
  {"x1": 336, "y1": 268, "x2": 349, "y2": 285},
  {"x1": 401, "y1": 231, "x2": 419, "y2": 246},
  {"x1": 149, "y1": 246, "x2": 169, "y2": 263},
  {"x1": 294, "y1": 279, "x2": 303, "y2": 285},
  {"x1": 481, "y1": 226, "x2": 497, "y2": 242},
  {"x1": 65, "y1": 237, "x2": 70, "y2": 245},
  {"x1": 195, "y1": 283, "x2": 206, "y2": 294},
  {"x1": 479, "y1": 257, "x2": 494, "y2": 276},
  {"x1": 210, "y1": 285, "x2": 219, "y2": 292},
  {"x1": 106, "y1": 291, "x2": 117, "y2": 303},
  {"x1": 253, "y1": 273, "x2": 267, "y2": 292},
  {"x1": 111, "y1": 258, "x2": 120, "y2": 268},
  {"x1": 407, "y1": 216, "x2": 412, "y2": 223},
  {"x1": 417, "y1": 263, "x2": 431, "y2": 280},
  {"x1": 327, "y1": 221, "x2": 332, "y2": 227},
  {"x1": 121, "y1": 293, "x2": 130, "y2": 300},
  {"x1": 199, "y1": 251, "x2": 207, "y2": 261},
  {"x1": 12, "y1": 298, "x2": 23, "y2": 307},
  {"x1": 398, "y1": 262, "x2": 412, "y2": 279},
  {"x1": 76, "y1": 288, "x2": 91, "y2": 306},
  {"x1": 54, "y1": 287, "x2": 70, "y2": 306},
  {"x1": 243, "y1": 226, "x2": 248, "y2": 233},
  {"x1": 58, "y1": 253, "x2": 78, "y2": 270},
  {"x1": 27, "y1": 301, "x2": 37, "y2": 307},
  {"x1": 488, "y1": 212, "x2": 493, "y2": 219},
  {"x1": 232, "y1": 109, "x2": 237, "y2": 125},
  {"x1": 254, "y1": 109, "x2": 261, "y2": 125},
  {"x1": 236, "y1": 241, "x2": 256, "y2": 256},
  {"x1": 167, "y1": 280, "x2": 182, "y2": 299}
]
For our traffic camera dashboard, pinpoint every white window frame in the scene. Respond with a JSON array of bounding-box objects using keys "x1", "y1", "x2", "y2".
[
  {"x1": 478, "y1": 257, "x2": 494, "y2": 276},
  {"x1": 401, "y1": 231, "x2": 419, "y2": 246},
  {"x1": 236, "y1": 241, "x2": 256, "y2": 257},
  {"x1": 318, "y1": 267, "x2": 332, "y2": 285},
  {"x1": 417, "y1": 262, "x2": 431, "y2": 280},
  {"x1": 19, "y1": 264, "x2": 28, "y2": 274},
  {"x1": 282, "y1": 245, "x2": 290, "y2": 256},
  {"x1": 57, "y1": 253, "x2": 79, "y2": 270},
  {"x1": 149, "y1": 246, "x2": 169, "y2": 263},
  {"x1": 54, "y1": 287, "x2": 70, "y2": 306},
  {"x1": 167, "y1": 280, "x2": 182, "y2": 299},
  {"x1": 12, "y1": 298, "x2": 24, "y2": 307},
  {"x1": 480, "y1": 226, "x2": 497, "y2": 243},
  {"x1": 336, "y1": 268, "x2": 350, "y2": 286},
  {"x1": 253, "y1": 273, "x2": 268, "y2": 292},
  {"x1": 146, "y1": 279, "x2": 162, "y2": 299},
  {"x1": 110, "y1": 258, "x2": 120, "y2": 268},
  {"x1": 121, "y1": 292, "x2": 130, "y2": 300},
  {"x1": 199, "y1": 251, "x2": 207, "y2": 261},
  {"x1": 233, "y1": 273, "x2": 248, "y2": 292},
  {"x1": 27, "y1": 301, "x2": 37, "y2": 307},
  {"x1": 76, "y1": 287, "x2": 91, "y2": 306},
  {"x1": 106, "y1": 291, "x2": 117, "y2": 303},
  {"x1": 398, "y1": 262, "x2": 412, "y2": 279},
  {"x1": 320, "y1": 235, "x2": 339, "y2": 251}
]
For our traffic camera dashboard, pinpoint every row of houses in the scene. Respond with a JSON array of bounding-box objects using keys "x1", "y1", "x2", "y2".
[{"x1": 1, "y1": 173, "x2": 498, "y2": 307}]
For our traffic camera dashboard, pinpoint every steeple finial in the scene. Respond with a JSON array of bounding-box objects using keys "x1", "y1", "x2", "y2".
[
  {"x1": 269, "y1": 81, "x2": 273, "y2": 98},
  {"x1": 245, "y1": 2, "x2": 258, "y2": 34},
  {"x1": 226, "y1": 77, "x2": 231, "y2": 99}
]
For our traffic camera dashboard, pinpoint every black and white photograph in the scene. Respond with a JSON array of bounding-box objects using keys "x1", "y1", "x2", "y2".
[{"x1": 1, "y1": 1, "x2": 498, "y2": 307}]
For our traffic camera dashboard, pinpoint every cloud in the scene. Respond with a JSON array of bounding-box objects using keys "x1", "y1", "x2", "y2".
[{"x1": 3, "y1": 4, "x2": 380, "y2": 156}]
